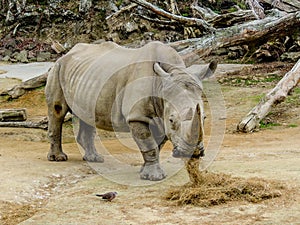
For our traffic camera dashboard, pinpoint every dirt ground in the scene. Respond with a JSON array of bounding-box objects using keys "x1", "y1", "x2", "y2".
[{"x1": 0, "y1": 63, "x2": 299, "y2": 225}]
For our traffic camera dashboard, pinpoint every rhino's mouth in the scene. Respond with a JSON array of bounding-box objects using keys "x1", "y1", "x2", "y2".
[{"x1": 172, "y1": 142, "x2": 205, "y2": 159}]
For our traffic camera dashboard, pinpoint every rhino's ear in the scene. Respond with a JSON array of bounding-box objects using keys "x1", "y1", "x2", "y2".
[
  {"x1": 154, "y1": 63, "x2": 170, "y2": 77},
  {"x1": 204, "y1": 61, "x2": 218, "y2": 79},
  {"x1": 186, "y1": 61, "x2": 218, "y2": 80}
]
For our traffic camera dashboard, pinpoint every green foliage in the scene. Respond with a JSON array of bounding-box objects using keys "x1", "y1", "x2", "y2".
[
  {"x1": 233, "y1": 0, "x2": 248, "y2": 9},
  {"x1": 115, "y1": 0, "x2": 123, "y2": 8}
]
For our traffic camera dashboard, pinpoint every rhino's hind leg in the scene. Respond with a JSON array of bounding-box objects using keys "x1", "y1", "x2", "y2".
[
  {"x1": 76, "y1": 119, "x2": 104, "y2": 162},
  {"x1": 129, "y1": 122, "x2": 166, "y2": 181},
  {"x1": 47, "y1": 102, "x2": 69, "y2": 161}
]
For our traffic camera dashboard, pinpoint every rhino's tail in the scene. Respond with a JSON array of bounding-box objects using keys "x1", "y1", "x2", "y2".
[{"x1": 45, "y1": 62, "x2": 69, "y2": 117}]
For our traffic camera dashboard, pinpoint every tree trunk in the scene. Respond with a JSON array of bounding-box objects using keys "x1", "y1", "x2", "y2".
[{"x1": 237, "y1": 59, "x2": 300, "y2": 132}]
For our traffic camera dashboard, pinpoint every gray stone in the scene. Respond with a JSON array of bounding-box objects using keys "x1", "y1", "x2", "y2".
[
  {"x1": 14, "y1": 50, "x2": 29, "y2": 63},
  {"x1": 4, "y1": 49, "x2": 13, "y2": 57},
  {"x1": 124, "y1": 21, "x2": 138, "y2": 33},
  {"x1": 37, "y1": 52, "x2": 51, "y2": 62},
  {"x1": 2, "y1": 55, "x2": 11, "y2": 62}
]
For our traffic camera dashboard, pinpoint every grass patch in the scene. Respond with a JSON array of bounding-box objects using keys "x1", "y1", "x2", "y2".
[
  {"x1": 288, "y1": 124, "x2": 298, "y2": 128},
  {"x1": 259, "y1": 121, "x2": 280, "y2": 129},
  {"x1": 218, "y1": 74, "x2": 282, "y2": 87}
]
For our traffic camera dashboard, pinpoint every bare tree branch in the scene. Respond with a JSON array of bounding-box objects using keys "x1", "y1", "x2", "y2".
[
  {"x1": 170, "y1": 0, "x2": 180, "y2": 15},
  {"x1": 191, "y1": 0, "x2": 218, "y2": 20},
  {"x1": 136, "y1": 13, "x2": 179, "y2": 25},
  {"x1": 247, "y1": 0, "x2": 265, "y2": 19},
  {"x1": 130, "y1": 0, "x2": 215, "y2": 33}
]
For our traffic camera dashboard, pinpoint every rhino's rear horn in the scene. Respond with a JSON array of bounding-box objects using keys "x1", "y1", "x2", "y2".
[{"x1": 154, "y1": 63, "x2": 169, "y2": 77}]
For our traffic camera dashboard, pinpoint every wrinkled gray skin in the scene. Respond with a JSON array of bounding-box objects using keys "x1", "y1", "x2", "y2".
[{"x1": 45, "y1": 41, "x2": 217, "y2": 181}]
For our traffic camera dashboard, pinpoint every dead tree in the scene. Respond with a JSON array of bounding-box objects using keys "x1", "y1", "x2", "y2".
[
  {"x1": 261, "y1": 0, "x2": 300, "y2": 12},
  {"x1": 130, "y1": 0, "x2": 215, "y2": 33},
  {"x1": 237, "y1": 59, "x2": 300, "y2": 132},
  {"x1": 170, "y1": 11, "x2": 300, "y2": 66}
]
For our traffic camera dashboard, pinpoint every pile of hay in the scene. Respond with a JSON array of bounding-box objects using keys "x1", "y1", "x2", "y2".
[{"x1": 165, "y1": 158, "x2": 284, "y2": 207}]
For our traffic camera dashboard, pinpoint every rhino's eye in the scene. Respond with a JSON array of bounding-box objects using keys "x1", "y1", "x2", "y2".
[{"x1": 169, "y1": 116, "x2": 178, "y2": 130}]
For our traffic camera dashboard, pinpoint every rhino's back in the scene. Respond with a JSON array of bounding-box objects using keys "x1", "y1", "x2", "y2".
[{"x1": 56, "y1": 41, "x2": 184, "y2": 127}]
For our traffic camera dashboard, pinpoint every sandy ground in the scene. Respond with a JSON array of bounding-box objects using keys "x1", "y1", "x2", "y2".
[{"x1": 0, "y1": 63, "x2": 299, "y2": 225}]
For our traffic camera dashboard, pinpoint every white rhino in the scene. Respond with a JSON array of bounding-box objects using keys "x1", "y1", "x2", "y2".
[{"x1": 45, "y1": 41, "x2": 217, "y2": 181}]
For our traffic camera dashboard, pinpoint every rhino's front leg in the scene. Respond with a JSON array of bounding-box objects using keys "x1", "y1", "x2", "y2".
[{"x1": 129, "y1": 122, "x2": 166, "y2": 181}]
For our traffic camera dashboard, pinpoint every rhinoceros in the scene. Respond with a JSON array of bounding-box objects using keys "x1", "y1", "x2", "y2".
[{"x1": 45, "y1": 41, "x2": 217, "y2": 181}]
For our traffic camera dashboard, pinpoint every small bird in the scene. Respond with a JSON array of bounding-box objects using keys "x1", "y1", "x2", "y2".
[{"x1": 96, "y1": 192, "x2": 117, "y2": 201}]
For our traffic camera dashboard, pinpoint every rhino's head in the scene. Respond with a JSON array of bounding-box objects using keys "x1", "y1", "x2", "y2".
[{"x1": 154, "y1": 61, "x2": 217, "y2": 158}]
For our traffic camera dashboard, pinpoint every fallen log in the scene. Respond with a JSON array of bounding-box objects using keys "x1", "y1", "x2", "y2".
[
  {"x1": 0, "y1": 108, "x2": 27, "y2": 121},
  {"x1": 0, "y1": 118, "x2": 48, "y2": 130},
  {"x1": 171, "y1": 10, "x2": 299, "y2": 66},
  {"x1": 237, "y1": 59, "x2": 300, "y2": 132},
  {"x1": 261, "y1": 0, "x2": 300, "y2": 12},
  {"x1": 0, "y1": 72, "x2": 48, "y2": 99}
]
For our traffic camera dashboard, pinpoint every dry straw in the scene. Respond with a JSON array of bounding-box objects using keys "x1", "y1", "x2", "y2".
[{"x1": 165, "y1": 158, "x2": 284, "y2": 207}]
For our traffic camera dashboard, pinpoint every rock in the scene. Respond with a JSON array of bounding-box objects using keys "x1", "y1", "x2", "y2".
[
  {"x1": 280, "y1": 52, "x2": 300, "y2": 62},
  {"x1": 79, "y1": 0, "x2": 92, "y2": 12},
  {"x1": 2, "y1": 55, "x2": 11, "y2": 62},
  {"x1": 14, "y1": 50, "x2": 29, "y2": 63},
  {"x1": 37, "y1": 52, "x2": 51, "y2": 62},
  {"x1": 124, "y1": 21, "x2": 139, "y2": 33},
  {"x1": 4, "y1": 49, "x2": 13, "y2": 57}
]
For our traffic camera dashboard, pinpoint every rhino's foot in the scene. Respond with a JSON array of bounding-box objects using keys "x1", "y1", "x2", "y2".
[
  {"x1": 83, "y1": 153, "x2": 104, "y2": 162},
  {"x1": 140, "y1": 163, "x2": 166, "y2": 181},
  {"x1": 47, "y1": 152, "x2": 68, "y2": 161}
]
